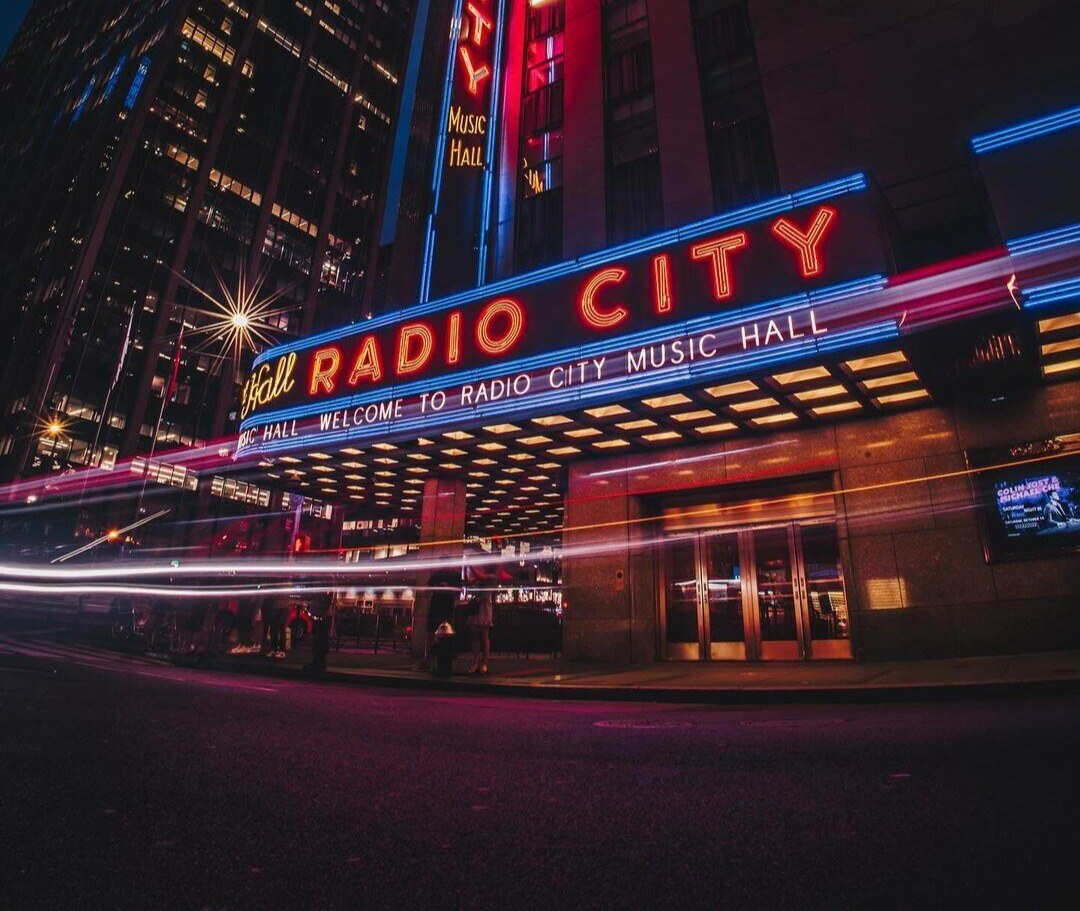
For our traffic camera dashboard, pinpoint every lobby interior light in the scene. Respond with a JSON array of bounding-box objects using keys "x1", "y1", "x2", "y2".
[
  {"x1": 585, "y1": 404, "x2": 630, "y2": 418},
  {"x1": 705, "y1": 380, "x2": 758, "y2": 398},
  {"x1": 751, "y1": 412, "x2": 799, "y2": 426},
  {"x1": 770, "y1": 366, "x2": 832, "y2": 385},
  {"x1": 843, "y1": 351, "x2": 907, "y2": 373},
  {"x1": 1041, "y1": 338, "x2": 1080, "y2": 356},
  {"x1": 793, "y1": 385, "x2": 847, "y2": 402},
  {"x1": 875, "y1": 390, "x2": 932, "y2": 405},
  {"x1": 812, "y1": 401, "x2": 862, "y2": 417},
  {"x1": 861, "y1": 372, "x2": 920, "y2": 389},
  {"x1": 642, "y1": 393, "x2": 692, "y2": 408},
  {"x1": 671, "y1": 409, "x2": 716, "y2": 422},
  {"x1": 730, "y1": 397, "x2": 779, "y2": 413}
]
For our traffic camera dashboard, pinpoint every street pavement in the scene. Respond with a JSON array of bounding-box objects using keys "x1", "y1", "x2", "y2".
[{"x1": 1, "y1": 625, "x2": 1079, "y2": 910}]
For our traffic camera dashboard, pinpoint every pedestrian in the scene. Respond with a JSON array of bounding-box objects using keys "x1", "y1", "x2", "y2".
[
  {"x1": 251, "y1": 598, "x2": 264, "y2": 653},
  {"x1": 179, "y1": 600, "x2": 206, "y2": 654},
  {"x1": 230, "y1": 599, "x2": 263, "y2": 654},
  {"x1": 305, "y1": 591, "x2": 333, "y2": 672},
  {"x1": 146, "y1": 596, "x2": 174, "y2": 657},
  {"x1": 265, "y1": 592, "x2": 289, "y2": 658},
  {"x1": 465, "y1": 558, "x2": 496, "y2": 676}
]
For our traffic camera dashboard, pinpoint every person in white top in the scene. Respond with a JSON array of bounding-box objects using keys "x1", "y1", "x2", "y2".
[{"x1": 465, "y1": 560, "x2": 496, "y2": 676}]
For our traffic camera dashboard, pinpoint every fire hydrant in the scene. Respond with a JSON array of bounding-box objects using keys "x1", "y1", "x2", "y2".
[{"x1": 432, "y1": 621, "x2": 456, "y2": 678}]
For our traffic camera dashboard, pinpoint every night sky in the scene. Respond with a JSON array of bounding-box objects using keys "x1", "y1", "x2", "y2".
[{"x1": 0, "y1": 0, "x2": 32, "y2": 57}]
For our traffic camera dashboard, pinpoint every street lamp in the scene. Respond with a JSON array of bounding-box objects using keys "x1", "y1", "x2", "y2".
[{"x1": 40, "y1": 416, "x2": 66, "y2": 467}]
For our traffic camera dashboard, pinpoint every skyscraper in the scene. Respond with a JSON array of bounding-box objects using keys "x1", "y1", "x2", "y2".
[{"x1": 0, "y1": 0, "x2": 415, "y2": 483}]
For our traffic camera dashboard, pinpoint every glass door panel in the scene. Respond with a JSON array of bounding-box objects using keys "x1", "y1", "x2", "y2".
[
  {"x1": 752, "y1": 526, "x2": 802, "y2": 660},
  {"x1": 797, "y1": 523, "x2": 853, "y2": 659},
  {"x1": 662, "y1": 537, "x2": 702, "y2": 660},
  {"x1": 703, "y1": 532, "x2": 746, "y2": 660}
]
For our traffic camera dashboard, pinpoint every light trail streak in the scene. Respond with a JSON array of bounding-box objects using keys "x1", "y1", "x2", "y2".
[
  {"x1": 583, "y1": 439, "x2": 794, "y2": 478},
  {"x1": 51, "y1": 509, "x2": 170, "y2": 564},
  {"x1": 0, "y1": 450, "x2": 1071, "y2": 593}
]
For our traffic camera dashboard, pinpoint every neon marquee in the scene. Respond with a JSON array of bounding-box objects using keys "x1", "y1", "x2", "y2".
[
  {"x1": 290, "y1": 202, "x2": 852, "y2": 407},
  {"x1": 237, "y1": 174, "x2": 919, "y2": 455}
]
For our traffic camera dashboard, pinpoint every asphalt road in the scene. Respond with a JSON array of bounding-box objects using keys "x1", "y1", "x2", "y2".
[{"x1": 1, "y1": 628, "x2": 1078, "y2": 910}]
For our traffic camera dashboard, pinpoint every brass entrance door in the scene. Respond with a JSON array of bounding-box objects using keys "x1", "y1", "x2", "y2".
[
  {"x1": 661, "y1": 522, "x2": 851, "y2": 661},
  {"x1": 661, "y1": 531, "x2": 748, "y2": 661}
]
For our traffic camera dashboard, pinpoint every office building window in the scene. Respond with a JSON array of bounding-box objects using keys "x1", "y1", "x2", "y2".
[
  {"x1": 692, "y1": 0, "x2": 778, "y2": 210},
  {"x1": 515, "y1": 1, "x2": 566, "y2": 272},
  {"x1": 603, "y1": 0, "x2": 662, "y2": 243}
]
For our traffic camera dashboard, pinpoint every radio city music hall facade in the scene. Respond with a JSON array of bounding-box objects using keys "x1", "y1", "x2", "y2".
[{"x1": 225, "y1": 0, "x2": 1080, "y2": 665}]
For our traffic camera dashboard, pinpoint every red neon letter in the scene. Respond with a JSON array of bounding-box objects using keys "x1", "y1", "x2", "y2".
[
  {"x1": 771, "y1": 206, "x2": 837, "y2": 278},
  {"x1": 579, "y1": 267, "x2": 630, "y2": 330},
  {"x1": 476, "y1": 298, "x2": 526, "y2": 356},
  {"x1": 465, "y1": 2, "x2": 493, "y2": 46},
  {"x1": 459, "y1": 46, "x2": 491, "y2": 96},
  {"x1": 348, "y1": 336, "x2": 384, "y2": 385},
  {"x1": 691, "y1": 232, "x2": 748, "y2": 302},
  {"x1": 652, "y1": 254, "x2": 673, "y2": 315},
  {"x1": 309, "y1": 347, "x2": 341, "y2": 395},
  {"x1": 447, "y1": 311, "x2": 463, "y2": 365},
  {"x1": 397, "y1": 324, "x2": 435, "y2": 375}
]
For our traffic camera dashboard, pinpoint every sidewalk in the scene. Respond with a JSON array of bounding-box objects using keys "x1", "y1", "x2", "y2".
[{"x1": 195, "y1": 645, "x2": 1080, "y2": 703}]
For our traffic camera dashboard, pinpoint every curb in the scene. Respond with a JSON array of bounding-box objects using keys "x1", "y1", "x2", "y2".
[{"x1": 181, "y1": 655, "x2": 1080, "y2": 705}]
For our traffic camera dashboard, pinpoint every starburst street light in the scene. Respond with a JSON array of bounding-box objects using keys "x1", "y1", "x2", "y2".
[{"x1": 175, "y1": 263, "x2": 299, "y2": 373}]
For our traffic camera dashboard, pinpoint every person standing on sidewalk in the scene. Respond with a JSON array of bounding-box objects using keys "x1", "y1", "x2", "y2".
[
  {"x1": 305, "y1": 591, "x2": 334, "y2": 673},
  {"x1": 265, "y1": 592, "x2": 290, "y2": 658},
  {"x1": 465, "y1": 559, "x2": 496, "y2": 676}
]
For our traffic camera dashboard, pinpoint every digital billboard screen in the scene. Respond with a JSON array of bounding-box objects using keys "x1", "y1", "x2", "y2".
[{"x1": 974, "y1": 449, "x2": 1080, "y2": 560}]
